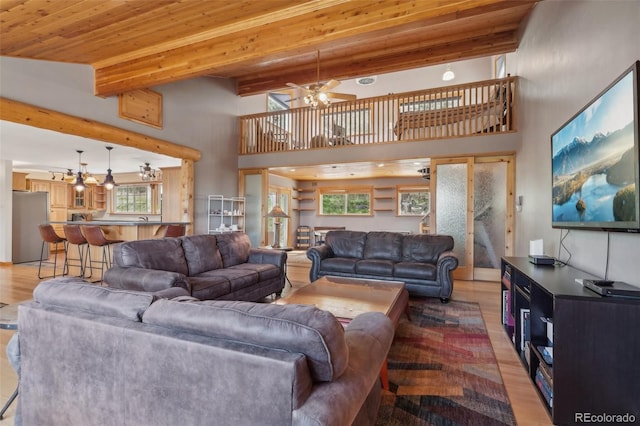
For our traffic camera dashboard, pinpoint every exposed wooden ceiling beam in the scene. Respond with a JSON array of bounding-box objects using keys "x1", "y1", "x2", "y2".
[
  {"x1": 92, "y1": 1, "x2": 532, "y2": 96},
  {"x1": 1, "y1": 0, "x2": 538, "y2": 97},
  {"x1": 0, "y1": 97, "x2": 201, "y2": 161}
]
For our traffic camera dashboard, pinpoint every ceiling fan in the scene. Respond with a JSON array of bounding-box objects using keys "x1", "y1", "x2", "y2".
[{"x1": 286, "y1": 51, "x2": 356, "y2": 108}]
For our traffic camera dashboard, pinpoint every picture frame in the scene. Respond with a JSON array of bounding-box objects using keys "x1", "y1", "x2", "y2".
[{"x1": 397, "y1": 186, "x2": 430, "y2": 216}]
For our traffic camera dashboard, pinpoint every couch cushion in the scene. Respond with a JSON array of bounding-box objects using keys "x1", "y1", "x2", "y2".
[
  {"x1": 401, "y1": 234, "x2": 454, "y2": 263},
  {"x1": 320, "y1": 257, "x2": 358, "y2": 275},
  {"x1": 363, "y1": 231, "x2": 403, "y2": 261},
  {"x1": 181, "y1": 234, "x2": 224, "y2": 275},
  {"x1": 143, "y1": 299, "x2": 348, "y2": 382},
  {"x1": 394, "y1": 261, "x2": 437, "y2": 281},
  {"x1": 355, "y1": 259, "x2": 395, "y2": 276},
  {"x1": 325, "y1": 230, "x2": 367, "y2": 258},
  {"x1": 215, "y1": 232, "x2": 251, "y2": 267},
  {"x1": 113, "y1": 238, "x2": 189, "y2": 276},
  {"x1": 204, "y1": 267, "x2": 258, "y2": 292},
  {"x1": 232, "y1": 262, "x2": 282, "y2": 282},
  {"x1": 187, "y1": 274, "x2": 231, "y2": 300},
  {"x1": 33, "y1": 278, "x2": 155, "y2": 321}
]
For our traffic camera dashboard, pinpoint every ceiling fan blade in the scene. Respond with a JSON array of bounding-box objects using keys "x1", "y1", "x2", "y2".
[
  {"x1": 327, "y1": 92, "x2": 357, "y2": 101},
  {"x1": 321, "y1": 79, "x2": 340, "y2": 91},
  {"x1": 286, "y1": 82, "x2": 308, "y2": 91}
]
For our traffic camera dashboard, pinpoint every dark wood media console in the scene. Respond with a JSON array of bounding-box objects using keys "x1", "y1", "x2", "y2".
[{"x1": 501, "y1": 257, "x2": 640, "y2": 425}]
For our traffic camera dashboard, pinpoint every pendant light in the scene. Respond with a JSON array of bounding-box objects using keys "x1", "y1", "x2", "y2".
[
  {"x1": 74, "y1": 150, "x2": 87, "y2": 192},
  {"x1": 442, "y1": 64, "x2": 455, "y2": 81},
  {"x1": 102, "y1": 146, "x2": 117, "y2": 190}
]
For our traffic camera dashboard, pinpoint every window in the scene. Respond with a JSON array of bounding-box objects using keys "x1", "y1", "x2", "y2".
[
  {"x1": 321, "y1": 107, "x2": 371, "y2": 136},
  {"x1": 397, "y1": 186, "x2": 430, "y2": 216},
  {"x1": 399, "y1": 92, "x2": 463, "y2": 113},
  {"x1": 113, "y1": 183, "x2": 159, "y2": 214},
  {"x1": 319, "y1": 187, "x2": 372, "y2": 215}
]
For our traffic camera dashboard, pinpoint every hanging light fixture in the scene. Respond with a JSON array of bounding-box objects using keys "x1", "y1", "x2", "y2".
[
  {"x1": 80, "y1": 163, "x2": 98, "y2": 185},
  {"x1": 139, "y1": 162, "x2": 157, "y2": 181},
  {"x1": 63, "y1": 169, "x2": 75, "y2": 183},
  {"x1": 74, "y1": 150, "x2": 87, "y2": 192},
  {"x1": 442, "y1": 64, "x2": 455, "y2": 81},
  {"x1": 102, "y1": 146, "x2": 117, "y2": 190}
]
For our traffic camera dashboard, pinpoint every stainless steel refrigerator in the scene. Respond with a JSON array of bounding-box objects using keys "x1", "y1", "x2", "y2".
[{"x1": 12, "y1": 191, "x2": 49, "y2": 263}]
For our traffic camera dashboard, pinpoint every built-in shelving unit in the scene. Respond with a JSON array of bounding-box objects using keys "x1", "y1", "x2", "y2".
[
  {"x1": 293, "y1": 188, "x2": 316, "y2": 212},
  {"x1": 373, "y1": 186, "x2": 395, "y2": 213},
  {"x1": 501, "y1": 257, "x2": 640, "y2": 424},
  {"x1": 207, "y1": 195, "x2": 245, "y2": 233}
]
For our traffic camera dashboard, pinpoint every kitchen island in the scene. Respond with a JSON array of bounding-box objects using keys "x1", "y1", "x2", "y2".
[
  {"x1": 51, "y1": 221, "x2": 190, "y2": 280},
  {"x1": 52, "y1": 221, "x2": 190, "y2": 241}
]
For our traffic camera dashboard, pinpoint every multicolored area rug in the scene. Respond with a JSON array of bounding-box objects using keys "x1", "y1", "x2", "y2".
[{"x1": 376, "y1": 299, "x2": 516, "y2": 426}]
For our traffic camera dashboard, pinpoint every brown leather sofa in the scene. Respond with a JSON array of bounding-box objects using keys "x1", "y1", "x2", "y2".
[
  {"x1": 104, "y1": 233, "x2": 286, "y2": 301},
  {"x1": 307, "y1": 230, "x2": 458, "y2": 302}
]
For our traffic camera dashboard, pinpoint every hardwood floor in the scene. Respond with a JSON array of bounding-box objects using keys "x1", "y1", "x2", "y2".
[{"x1": 0, "y1": 254, "x2": 551, "y2": 425}]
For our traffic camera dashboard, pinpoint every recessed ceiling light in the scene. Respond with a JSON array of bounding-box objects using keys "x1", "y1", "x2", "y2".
[{"x1": 377, "y1": 163, "x2": 385, "y2": 167}]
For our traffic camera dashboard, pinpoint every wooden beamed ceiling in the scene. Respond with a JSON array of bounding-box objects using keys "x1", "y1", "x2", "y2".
[{"x1": 0, "y1": 0, "x2": 539, "y2": 98}]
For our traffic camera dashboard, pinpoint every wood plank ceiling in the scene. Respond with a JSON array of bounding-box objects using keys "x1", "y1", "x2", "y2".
[{"x1": 0, "y1": 0, "x2": 539, "y2": 98}]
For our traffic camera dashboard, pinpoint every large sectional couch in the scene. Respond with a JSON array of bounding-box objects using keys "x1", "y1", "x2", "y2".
[
  {"x1": 307, "y1": 230, "x2": 458, "y2": 302},
  {"x1": 15, "y1": 278, "x2": 394, "y2": 425},
  {"x1": 104, "y1": 232, "x2": 286, "y2": 301}
]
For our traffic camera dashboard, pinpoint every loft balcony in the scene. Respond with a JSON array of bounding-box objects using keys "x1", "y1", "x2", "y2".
[{"x1": 239, "y1": 76, "x2": 517, "y2": 155}]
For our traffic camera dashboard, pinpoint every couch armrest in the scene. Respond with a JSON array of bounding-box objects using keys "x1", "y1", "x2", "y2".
[
  {"x1": 104, "y1": 267, "x2": 190, "y2": 294},
  {"x1": 306, "y1": 245, "x2": 333, "y2": 282},
  {"x1": 248, "y1": 248, "x2": 287, "y2": 270},
  {"x1": 436, "y1": 250, "x2": 459, "y2": 299},
  {"x1": 293, "y1": 311, "x2": 394, "y2": 425}
]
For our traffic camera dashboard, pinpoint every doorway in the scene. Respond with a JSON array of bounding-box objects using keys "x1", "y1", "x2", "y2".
[{"x1": 431, "y1": 155, "x2": 514, "y2": 281}]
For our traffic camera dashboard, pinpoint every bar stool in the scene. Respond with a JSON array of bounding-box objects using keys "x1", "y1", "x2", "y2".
[
  {"x1": 82, "y1": 226, "x2": 123, "y2": 283},
  {"x1": 37, "y1": 224, "x2": 68, "y2": 279},
  {"x1": 63, "y1": 224, "x2": 92, "y2": 279},
  {"x1": 164, "y1": 224, "x2": 186, "y2": 237}
]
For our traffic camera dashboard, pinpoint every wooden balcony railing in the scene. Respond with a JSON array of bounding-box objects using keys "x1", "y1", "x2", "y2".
[{"x1": 239, "y1": 76, "x2": 517, "y2": 155}]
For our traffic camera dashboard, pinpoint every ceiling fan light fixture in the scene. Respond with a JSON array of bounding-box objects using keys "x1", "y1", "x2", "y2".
[{"x1": 442, "y1": 64, "x2": 455, "y2": 81}]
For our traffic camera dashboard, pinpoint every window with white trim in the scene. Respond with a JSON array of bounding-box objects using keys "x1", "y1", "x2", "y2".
[{"x1": 319, "y1": 187, "x2": 372, "y2": 216}]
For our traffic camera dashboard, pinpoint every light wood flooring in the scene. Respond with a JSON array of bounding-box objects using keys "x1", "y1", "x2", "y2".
[{"x1": 0, "y1": 253, "x2": 551, "y2": 425}]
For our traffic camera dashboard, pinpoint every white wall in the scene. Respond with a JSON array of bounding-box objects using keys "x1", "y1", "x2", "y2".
[
  {"x1": 512, "y1": 0, "x2": 640, "y2": 283},
  {"x1": 238, "y1": 56, "x2": 494, "y2": 115}
]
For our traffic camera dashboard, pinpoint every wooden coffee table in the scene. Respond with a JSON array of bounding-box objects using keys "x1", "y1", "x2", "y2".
[
  {"x1": 276, "y1": 275, "x2": 409, "y2": 326},
  {"x1": 275, "y1": 275, "x2": 410, "y2": 389}
]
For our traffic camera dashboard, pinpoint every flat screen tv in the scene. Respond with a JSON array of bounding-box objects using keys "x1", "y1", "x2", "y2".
[{"x1": 551, "y1": 60, "x2": 640, "y2": 233}]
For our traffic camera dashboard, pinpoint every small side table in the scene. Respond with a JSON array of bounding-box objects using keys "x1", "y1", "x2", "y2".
[{"x1": 0, "y1": 303, "x2": 20, "y2": 420}]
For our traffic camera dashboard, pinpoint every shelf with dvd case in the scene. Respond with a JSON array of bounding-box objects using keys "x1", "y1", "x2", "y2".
[{"x1": 501, "y1": 257, "x2": 640, "y2": 424}]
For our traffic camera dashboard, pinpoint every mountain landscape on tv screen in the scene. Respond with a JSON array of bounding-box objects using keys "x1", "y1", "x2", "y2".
[{"x1": 552, "y1": 121, "x2": 636, "y2": 223}]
